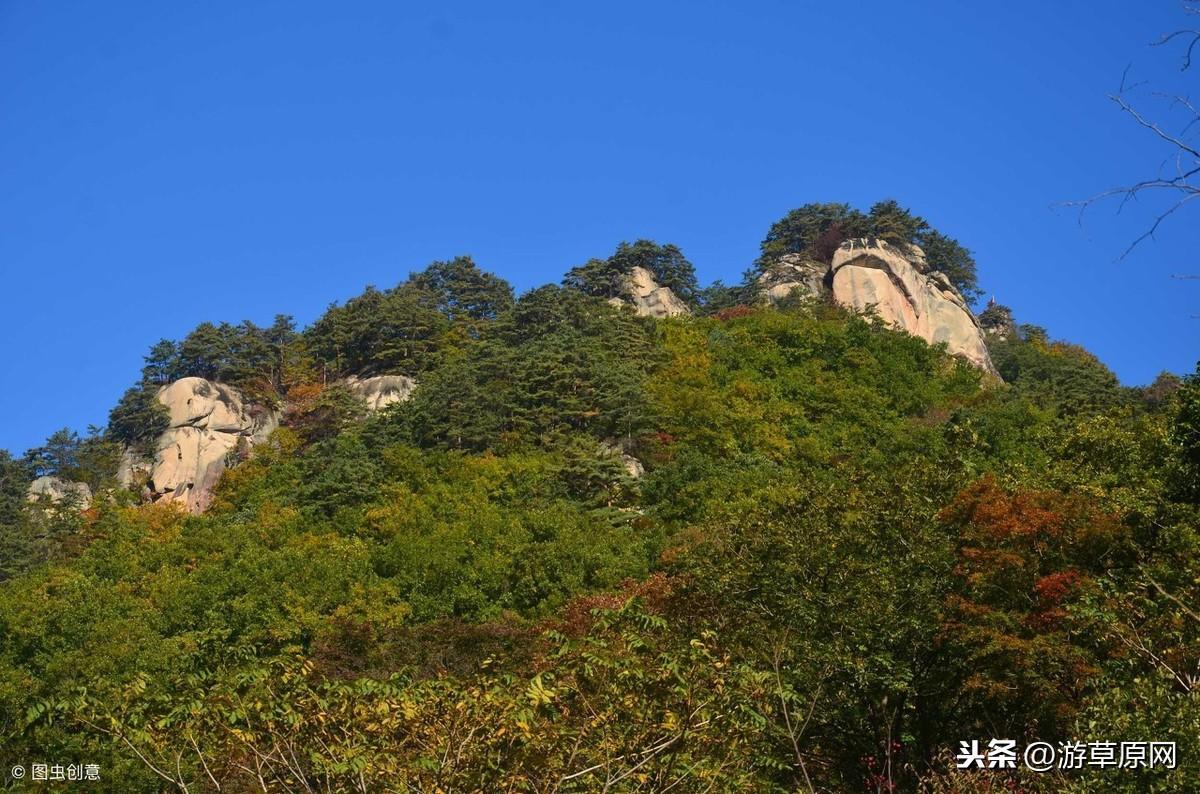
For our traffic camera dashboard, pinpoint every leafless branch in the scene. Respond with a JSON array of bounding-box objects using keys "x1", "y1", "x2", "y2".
[{"x1": 1063, "y1": 7, "x2": 1200, "y2": 260}]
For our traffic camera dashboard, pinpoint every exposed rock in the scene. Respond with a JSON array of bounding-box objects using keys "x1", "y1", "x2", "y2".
[
  {"x1": 610, "y1": 266, "x2": 690, "y2": 318},
  {"x1": 828, "y1": 239, "x2": 996, "y2": 373},
  {"x1": 344, "y1": 374, "x2": 417, "y2": 411},
  {"x1": 904, "y1": 242, "x2": 929, "y2": 271},
  {"x1": 756, "y1": 254, "x2": 828, "y2": 304},
  {"x1": 620, "y1": 453, "x2": 645, "y2": 479},
  {"x1": 27, "y1": 476, "x2": 92, "y2": 510},
  {"x1": 147, "y1": 378, "x2": 279, "y2": 513}
]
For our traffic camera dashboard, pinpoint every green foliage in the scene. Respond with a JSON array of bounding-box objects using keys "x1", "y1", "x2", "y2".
[
  {"x1": 410, "y1": 255, "x2": 515, "y2": 325},
  {"x1": 867, "y1": 198, "x2": 929, "y2": 244},
  {"x1": 759, "y1": 201, "x2": 867, "y2": 263},
  {"x1": 1169, "y1": 363, "x2": 1200, "y2": 502},
  {"x1": 696, "y1": 277, "x2": 754, "y2": 315},
  {"x1": 306, "y1": 283, "x2": 450, "y2": 379},
  {"x1": 920, "y1": 228, "x2": 981, "y2": 301},
  {"x1": 43, "y1": 601, "x2": 783, "y2": 792},
  {"x1": 403, "y1": 286, "x2": 660, "y2": 450},
  {"x1": 565, "y1": 239, "x2": 700, "y2": 305},
  {"x1": 758, "y1": 199, "x2": 982, "y2": 300},
  {"x1": 1, "y1": 241, "x2": 1193, "y2": 791},
  {"x1": 24, "y1": 428, "x2": 120, "y2": 492},
  {"x1": 136, "y1": 314, "x2": 304, "y2": 398},
  {"x1": 106, "y1": 386, "x2": 170, "y2": 453},
  {"x1": 23, "y1": 428, "x2": 81, "y2": 478},
  {"x1": 0, "y1": 451, "x2": 34, "y2": 582},
  {"x1": 989, "y1": 324, "x2": 1129, "y2": 416}
]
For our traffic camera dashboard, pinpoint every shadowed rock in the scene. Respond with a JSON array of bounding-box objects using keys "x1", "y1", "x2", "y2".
[{"x1": 756, "y1": 254, "x2": 828, "y2": 304}]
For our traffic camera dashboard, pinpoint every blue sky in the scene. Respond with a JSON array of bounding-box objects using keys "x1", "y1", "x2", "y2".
[{"x1": 2, "y1": 1, "x2": 1198, "y2": 455}]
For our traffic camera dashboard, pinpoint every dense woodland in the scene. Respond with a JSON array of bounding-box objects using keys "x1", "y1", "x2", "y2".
[{"x1": 1, "y1": 202, "x2": 1198, "y2": 792}]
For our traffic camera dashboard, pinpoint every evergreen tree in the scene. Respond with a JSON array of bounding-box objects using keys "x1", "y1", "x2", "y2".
[
  {"x1": 411, "y1": 256, "x2": 515, "y2": 324},
  {"x1": 306, "y1": 283, "x2": 449, "y2": 378},
  {"x1": 608, "y1": 240, "x2": 698, "y2": 305},
  {"x1": 106, "y1": 385, "x2": 170, "y2": 453},
  {"x1": 760, "y1": 200, "x2": 981, "y2": 299},
  {"x1": 866, "y1": 198, "x2": 930, "y2": 244},
  {"x1": 24, "y1": 428, "x2": 81, "y2": 478},
  {"x1": 1170, "y1": 364, "x2": 1200, "y2": 503},
  {"x1": 758, "y1": 202, "x2": 868, "y2": 264},
  {"x1": 917, "y1": 229, "x2": 981, "y2": 301},
  {"x1": 0, "y1": 450, "x2": 34, "y2": 582},
  {"x1": 141, "y1": 339, "x2": 181, "y2": 384},
  {"x1": 565, "y1": 240, "x2": 699, "y2": 306}
]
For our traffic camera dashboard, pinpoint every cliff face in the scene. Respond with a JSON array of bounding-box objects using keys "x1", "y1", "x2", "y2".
[
  {"x1": 756, "y1": 254, "x2": 827, "y2": 303},
  {"x1": 118, "y1": 375, "x2": 420, "y2": 514},
  {"x1": 758, "y1": 239, "x2": 996, "y2": 374},
  {"x1": 139, "y1": 378, "x2": 279, "y2": 513}
]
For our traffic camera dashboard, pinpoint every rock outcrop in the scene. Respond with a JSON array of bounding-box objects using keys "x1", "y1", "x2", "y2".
[
  {"x1": 27, "y1": 476, "x2": 92, "y2": 510},
  {"x1": 756, "y1": 254, "x2": 828, "y2": 304},
  {"x1": 601, "y1": 439, "x2": 645, "y2": 479},
  {"x1": 752, "y1": 239, "x2": 995, "y2": 373},
  {"x1": 608, "y1": 266, "x2": 690, "y2": 319},
  {"x1": 146, "y1": 378, "x2": 278, "y2": 513},
  {"x1": 344, "y1": 375, "x2": 417, "y2": 411},
  {"x1": 829, "y1": 239, "x2": 995, "y2": 372}
]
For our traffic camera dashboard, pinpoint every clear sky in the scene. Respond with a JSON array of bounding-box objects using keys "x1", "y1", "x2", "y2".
[{"x1": 2, "y1": 1, "x2": 1198, "y2": 455}]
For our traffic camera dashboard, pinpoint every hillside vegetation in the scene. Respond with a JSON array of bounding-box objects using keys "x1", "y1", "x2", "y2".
[{"x1": 1, "y1": 204, "x2": 1198, "y2": 792}]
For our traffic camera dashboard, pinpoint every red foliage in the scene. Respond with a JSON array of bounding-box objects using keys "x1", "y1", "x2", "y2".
[
  {"x1": 541, "y1": 573, "x2": 679, "y2": 638},
  {"x1": 812, "y1": 221, "x2": 849, "y2": 263},
  {"x1": 1034, "y1": 570, "x2": 1082, "y2": 605},
  {"x1": 938, "y1": 476, "x2": 1120, "y2": 735},
  {"x1": 713, "y1": 305, "x2": 756, "y2": 322}
]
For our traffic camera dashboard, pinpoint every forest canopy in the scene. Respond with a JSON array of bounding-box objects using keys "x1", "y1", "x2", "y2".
[{"x1": 1, "y1": 204, "x2": 1195, "y2": 792}]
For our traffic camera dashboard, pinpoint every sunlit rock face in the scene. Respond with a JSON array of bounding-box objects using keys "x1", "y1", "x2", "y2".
[
  {"x1": 344, "y1": 374, "x2": 417, "y2": 411},
  {"x1": 147, "y1": 378, "x2": 278, "y2": 513},
  {"x1": 608, "y1": 266, "x2": 690, "y2": 318},
  {"x1": 27, "y1": 476, "x2": 92, "y2": 511},
  {"x1": 827, "y1": 239, "x2": 996, "y2": 373}
]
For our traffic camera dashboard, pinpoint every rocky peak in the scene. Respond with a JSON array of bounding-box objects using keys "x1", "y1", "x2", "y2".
[
  {"x1": 829, "y1": 238, "x2": 996, "y2": 373},
  {"x1": 608, "y1": 266, "x2": 690, "y2": 319},
  {"x1": 140, "y1": 377, "x2": 279, "y2": 513},
  {"x1": 753, "y1": 239, "x2": 996, "y2": 374}
]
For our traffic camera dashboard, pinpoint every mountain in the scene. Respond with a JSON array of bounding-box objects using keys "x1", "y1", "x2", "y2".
[{"x1": 1, "y1": 202, "x2": 1197, "y2": 792}]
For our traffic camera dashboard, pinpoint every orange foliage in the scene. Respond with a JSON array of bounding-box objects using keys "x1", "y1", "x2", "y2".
[
  {"x1": 542, "y1": 573, "x2": 678, "y2": 638},
  {"x1": 938, "y1": 476, "x2": 1121, "y2": 736}
]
